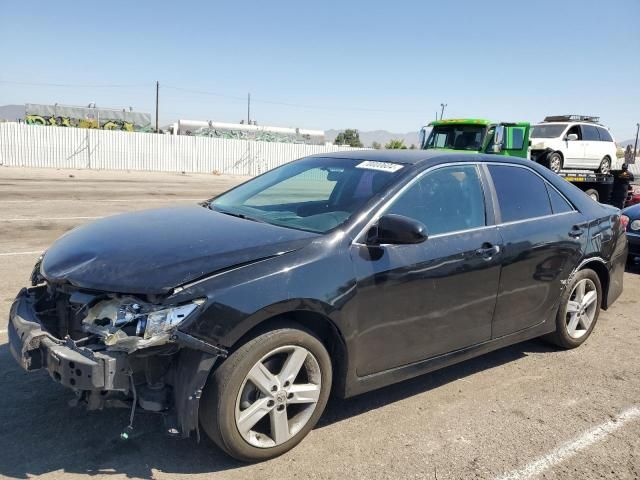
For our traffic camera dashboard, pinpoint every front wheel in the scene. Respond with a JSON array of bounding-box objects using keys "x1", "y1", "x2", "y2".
[
  {"x1": 546, "y1": 269, "x2": 602, "y2": 349},
  {"x1": 597, "y1": 157, "x2": 611, "y2": 174},
  {"x1": 200, "y1": 326, "x2": 332, "y2": 462},
  {"x1": 546, "y1": 152, "x2": 563, "y2": 173}
]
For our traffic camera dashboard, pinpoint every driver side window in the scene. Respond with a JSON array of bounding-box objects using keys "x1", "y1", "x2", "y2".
[
  {"x1": 386, "y1": 165, "x2": 486, "y2": 236},
  {"x1": 565, "y1": 125, "x2": 582, "y2": 140}
]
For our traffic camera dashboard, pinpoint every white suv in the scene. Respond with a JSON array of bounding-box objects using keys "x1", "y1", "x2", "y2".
[{"x1": 530, "y1": 116, "x2": 620, "y2": 174}]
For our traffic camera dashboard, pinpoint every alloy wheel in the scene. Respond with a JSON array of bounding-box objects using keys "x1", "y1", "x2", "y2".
[
  {"x1": 234, "y1": 345, "x2": 322, "y2": 448},
  {"x1": 549, "y1": 155, "x2": 562, "y2": 173},
  {"x1": 599, "y1": 158, "x2": 611, "y2": 175},
  {"x1": 565, "y1": 278, "x2": 598, "y2": 339}
]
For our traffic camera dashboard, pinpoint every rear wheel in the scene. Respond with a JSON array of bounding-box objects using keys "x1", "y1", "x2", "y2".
[
  {"x1": 597, "y1": 156, "x2": 611, "y2": 174},
  {"x1": 547, "y1": 269, "x2": 602, "y2": 349},
  {"x1": 584, "y1": 188, "x2": 600, "y2": 202},
  {"x1": 546, "y1": 152, "x2": 563, "y2": 173},
  {"x1": 200, "y1": 327, "x2": 332, "y2": 462}
]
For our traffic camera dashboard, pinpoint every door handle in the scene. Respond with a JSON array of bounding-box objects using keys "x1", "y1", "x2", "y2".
[
  {"x1": 475, "y1": 243, "x2": 500, "y2": 258},
  {"x1": 568, "y1": 225, "x2": 584, "y2": 238}
]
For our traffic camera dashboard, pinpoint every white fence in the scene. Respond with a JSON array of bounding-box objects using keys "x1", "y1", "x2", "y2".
[{"x1": 0, "y1": 123, "x2": 361, "y2": 175}]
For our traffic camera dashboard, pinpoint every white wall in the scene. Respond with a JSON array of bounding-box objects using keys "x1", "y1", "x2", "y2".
[{"x1": 0, "y1": 123, "x2": 362, "y2": 175}]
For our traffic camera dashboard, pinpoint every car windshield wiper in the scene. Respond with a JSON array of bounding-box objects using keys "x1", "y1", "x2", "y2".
[{"x1": 214, "y1": 208, "x2": 268, "y2": 224}]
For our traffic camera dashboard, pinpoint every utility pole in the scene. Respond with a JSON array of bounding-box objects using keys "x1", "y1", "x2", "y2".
[
  {"x1": 634, "y1": 123, "x2": 639, "y2": 160},
  {"x1": 440, "y1": 103, "x2": 447, "y2": 120},
  {"x1": 155, "y1": 81, "x2": 159, "y2": 133},
  {"x1": 247, "y1": 93, "x2": 251, "y2": 125}
]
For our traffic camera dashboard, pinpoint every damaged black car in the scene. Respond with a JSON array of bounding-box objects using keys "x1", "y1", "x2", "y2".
[{"x1": 9, "y1": 151, "x2": 627, "y2": 461}]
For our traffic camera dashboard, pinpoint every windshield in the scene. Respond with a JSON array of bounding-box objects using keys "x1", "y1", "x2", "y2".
[
  {"x1": 531, "y1": 124, "x2": 567, "y2": 138},
  {"x1": 211, "y1": 157, "x2": 404, "y2": 233},
  {"x1": 424, "y1": 125, "x2": 486, "y2": 151}
]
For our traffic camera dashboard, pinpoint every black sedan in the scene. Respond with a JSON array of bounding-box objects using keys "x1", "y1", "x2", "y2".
[
  {"x1": 622, "y1": 203, "x2": 640, "y2": 260},
  {"x1": 8, "y1": 151, "x2": 627, "y2": 461}
]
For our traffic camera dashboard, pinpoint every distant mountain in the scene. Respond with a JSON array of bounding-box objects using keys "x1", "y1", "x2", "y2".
[
  {"x1": 326, "y1": 129, "x2": 419, "y2": 148},
  {"x1": 619, "y1": 139, "x2": 638, "y2": 148},
  {"x1": 0, "y1": 104, "x2": 25, "y2": 121}
]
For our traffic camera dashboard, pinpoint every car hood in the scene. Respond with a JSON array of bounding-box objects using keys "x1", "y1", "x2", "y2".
[
  {"x1": 529, "y1": 138, "x2": 553, "y2": 149},
  {"x1": 41, "y1": 206, "x2": 318, "y2": 295}
]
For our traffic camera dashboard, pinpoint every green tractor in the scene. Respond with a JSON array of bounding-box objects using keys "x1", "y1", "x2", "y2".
[{"x1": 419, "y1": 118, "x2": 530, "y2": 158}]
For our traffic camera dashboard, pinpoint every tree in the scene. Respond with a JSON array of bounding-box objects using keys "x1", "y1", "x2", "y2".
[
  {"x1": 371, "y1": 141, "x2": 382, "y2": 150},
  {"x1": 385, "y1": 139, "x2": 407, "y2": 149},
  {"x1": 334, "y1": 129, "x2": 363, "y2": 148}
]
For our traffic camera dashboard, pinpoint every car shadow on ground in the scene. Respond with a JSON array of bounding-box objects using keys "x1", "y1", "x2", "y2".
[{"x1": 0, "y1": 339, "x2": 555, "y2": 479}]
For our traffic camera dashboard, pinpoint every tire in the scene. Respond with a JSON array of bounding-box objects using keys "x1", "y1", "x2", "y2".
[
  {"x1": 546, "y1": 152, "x2": 563, "y2": 173},
  {"x1": 584, "y1": 188, "x2": 600, "y2": 202},
  {"x1": 200, "y1": 326, "x2": 332, "y2": 462},
  {"x1": 546, "y1": 269, "x2": 602, "y2": 349},
  {"x1": 597, "y1": 156, "x2": 611, "y2": 174}
]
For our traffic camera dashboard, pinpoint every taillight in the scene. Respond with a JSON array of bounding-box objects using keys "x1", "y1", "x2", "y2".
[{"x1": 620, "y1": 215, "x2": 630, "y2": 230}]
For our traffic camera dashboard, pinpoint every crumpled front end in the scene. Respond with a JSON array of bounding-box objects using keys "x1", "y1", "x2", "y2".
[{"x1": 8, "y1": 281, "x2": 227, "y2": 438}]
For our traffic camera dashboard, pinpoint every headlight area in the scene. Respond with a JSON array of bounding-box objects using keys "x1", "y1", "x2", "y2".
[{"x1": 83, "y1": 298, "x2": 206, "y2": 352}]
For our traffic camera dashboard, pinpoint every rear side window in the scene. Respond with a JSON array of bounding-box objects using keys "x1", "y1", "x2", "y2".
[
  {"x1": 546, "y1": 184, "x2": 574, "y2": 214},
  {"x1": 386, "y1": 165, "x2": 486, "y2": 235},
  {"x1": 582, "y1": 125, "x2": 600, "y2": 141},
  {"x1": 488, "y1": 165, "x2": 552, "y2": 222},
  {"x1": 597, "y1": 127, "x2": 613, "y2": 142}
]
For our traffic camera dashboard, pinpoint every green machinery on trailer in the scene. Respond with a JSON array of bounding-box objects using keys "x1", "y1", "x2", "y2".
[
  {"x1": 419, "y1": 118, "x2": 629, "y2": 207},
  {"x1": 419, "y1": 118, "x2": 530, "y2": 158}
]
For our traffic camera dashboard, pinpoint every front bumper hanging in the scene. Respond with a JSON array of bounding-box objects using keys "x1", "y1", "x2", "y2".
[{"x1": 8, "y1": 288, "x2": 129, "y2": 391}]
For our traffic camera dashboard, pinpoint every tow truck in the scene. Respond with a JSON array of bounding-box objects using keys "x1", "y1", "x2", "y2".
[{"x1": 419, "y1": 118, "x2": 630, "y2": 207}]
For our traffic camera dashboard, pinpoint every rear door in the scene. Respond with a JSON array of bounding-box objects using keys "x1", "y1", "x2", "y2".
[
  {"x1": 351, "y1": 163, "x2": 503, "y2": 376},
  {"x1": 486, "y1": 164, "x2": 586, "y2": 338},
  {"x1": 597, "y1": 127, "x2": 616, "y2": 166},
  {"x1": 581, "y1": 124, "x2": 602, "y2": 168}
]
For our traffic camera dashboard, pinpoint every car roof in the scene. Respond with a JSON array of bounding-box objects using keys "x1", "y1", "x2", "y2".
[
  {"x1": 308, "y1": 150, "x2": 608, "y2": 215},
  {"x1": 428, "y1": 118, "x2": 491, "y2": 127},
  {"x1": 306, "y1": 149, "x2": 533, "y2": 167},
  {"x1": 533, "y1": 122, "x2": 608, "y2": 128}
]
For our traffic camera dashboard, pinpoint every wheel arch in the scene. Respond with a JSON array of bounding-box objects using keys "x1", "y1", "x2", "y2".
[
  {"x1": 224, "y1": 306, "x2": 350, "y2": 397},
  {"x1": 577, "y1": 258, "x2": 610, "y2": 309},
  {"x1": 551, "y1": 149, "x2": 564, "y2": 161}
]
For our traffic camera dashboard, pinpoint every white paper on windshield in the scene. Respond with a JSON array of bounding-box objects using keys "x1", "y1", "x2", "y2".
[{"x1": 355, "y1": 161, "x2": 404, "y2": 173}]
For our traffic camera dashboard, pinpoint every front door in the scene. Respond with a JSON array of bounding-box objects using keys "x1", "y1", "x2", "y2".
[
  {"x1": 351, "y1": 164, "x2": 503, "y2": 377},
  {"x1": 564, "y1": 125, "x2": 586, "y2": 168}
]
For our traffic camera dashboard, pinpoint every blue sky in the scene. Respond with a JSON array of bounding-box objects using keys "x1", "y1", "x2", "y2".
[{"x1": 1, "y1": 0, "x2": 639, "y2": 139}]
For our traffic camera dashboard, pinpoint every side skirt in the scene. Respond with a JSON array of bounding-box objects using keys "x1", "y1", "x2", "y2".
[{"x1": 344, "y1": 319, "x2": 555, "y2": 398}]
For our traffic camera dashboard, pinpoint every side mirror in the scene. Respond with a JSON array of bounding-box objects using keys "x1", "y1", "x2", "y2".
[
  {"x1": 566, "y1": 133, "x2": 578, "y2": 141},
  {"x1": 366, "y1": 214, "x2": 428, "y2": 245},
  {"x1": 418, "y1": 127, "x2": 427, "y2": 149},
  {"x1": 492, "y1": 125, "x2": 505, "y2": 153}
]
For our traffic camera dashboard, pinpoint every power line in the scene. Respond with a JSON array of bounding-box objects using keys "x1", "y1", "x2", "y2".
[
  {"x1": 162, "y1": 85, "x2": 423, "y2": 113},
  {"x1": 0, "y1": 80, "x2": 150, "y2": 88},
  {"x1": 3, "y1": 79, "x2": 425, "y2": 114},
  {"x1": 162, "y1": 85, "x2": 246, "y2": 101}
]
